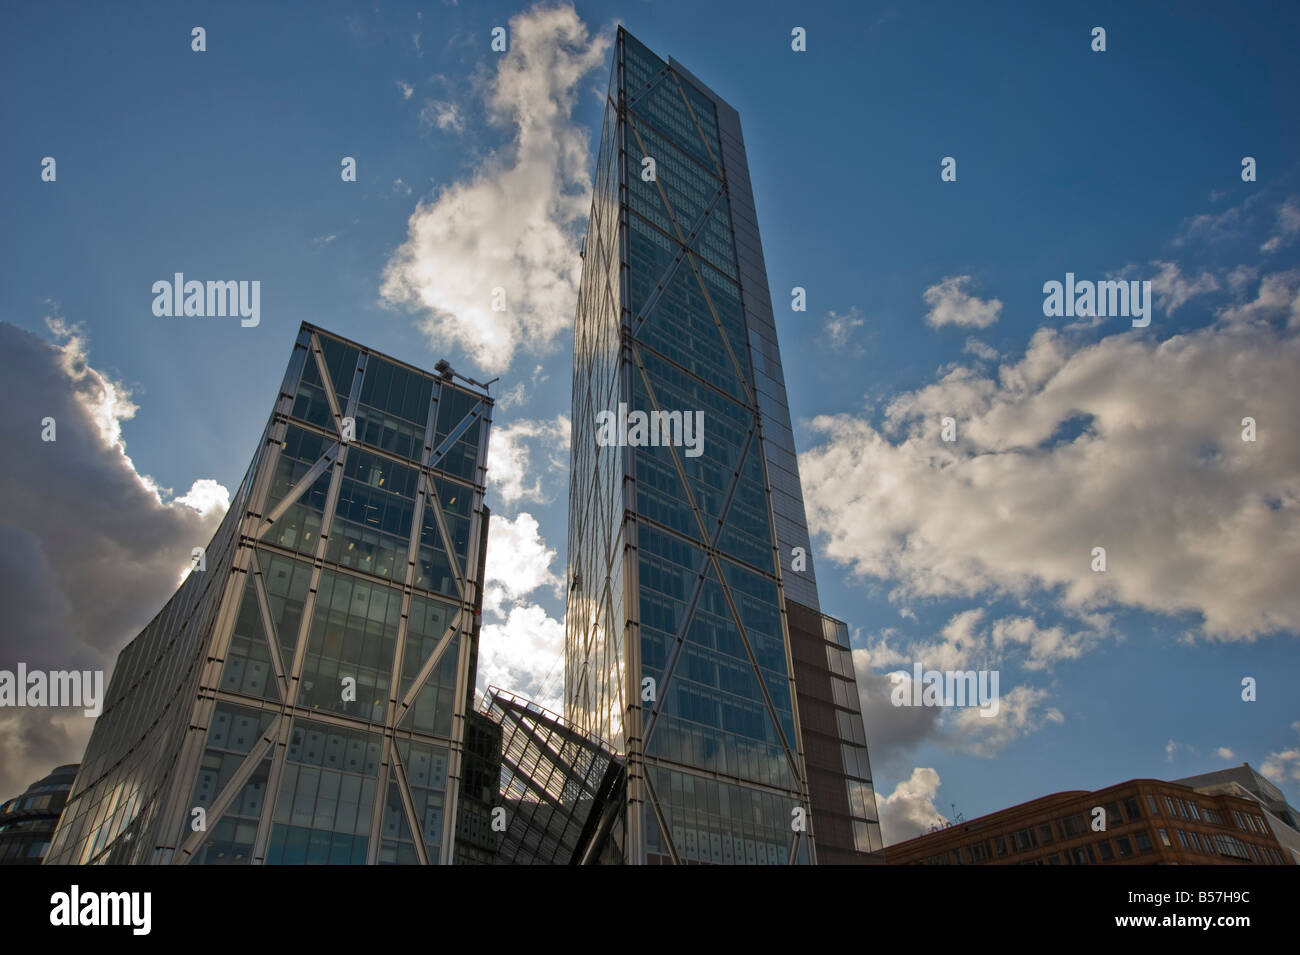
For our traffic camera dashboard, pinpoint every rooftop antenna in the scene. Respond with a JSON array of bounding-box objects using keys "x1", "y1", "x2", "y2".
[{"x1": 433, "y1": 360, "x2": 498, "y2": 395}]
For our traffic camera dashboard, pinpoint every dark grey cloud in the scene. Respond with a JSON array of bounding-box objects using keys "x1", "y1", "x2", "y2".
[{"x1": 0, "y1": 320, "x2": 227, "y2": 797}]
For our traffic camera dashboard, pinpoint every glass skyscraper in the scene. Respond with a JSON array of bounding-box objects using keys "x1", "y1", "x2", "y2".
[
  {"x1": 565, "y1": 28, "x2": 882, "y2": 864},
  {"x1": 45, "y1": 323, "x2": 493, "y2": 864}
]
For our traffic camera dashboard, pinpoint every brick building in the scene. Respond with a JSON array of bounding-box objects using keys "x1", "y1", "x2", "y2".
[{"x1": 887, "y1": 777, "x2": 1291, "y2": 865}]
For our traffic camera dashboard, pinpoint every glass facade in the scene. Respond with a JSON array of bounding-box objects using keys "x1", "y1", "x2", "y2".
[
  {"x1": 0, "y1": 764, "x2": 79, "y2": 865},
  {"x1": 45, "y1": 323, "x2": 493, "y2": 864},
  {"x1": 565, "y1": 29, "x2": 881, "y2": 863},
  {"x1": 483, "y1": 688, "x2": 625, "y2": 865}
]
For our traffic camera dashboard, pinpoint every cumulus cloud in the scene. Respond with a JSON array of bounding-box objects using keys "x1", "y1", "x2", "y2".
[
  {"x1": 419, "y1": 99, "x2": 464, "y2": 133},
  {"x1": 865, "y1": 608, "x2": 989, "y2": 672},
  {"x1": 948, "y1": 686, "x2": 1062, "y2": 757},
  {"x1": 963, "y1": 337, "x2": 998, "y2": 361},
  {"x1": 1174, "y1": 194, "x2": 1262, "y2": 246},
  {"x1": 877, "y1": 767, "x2": 947, "y2": 845},
  {"x1": 482, "y1": 511, "x2": 562, "y2": 617},
  {"x1": 1260, "y1": 197, "x2": 1300, "y2": 254},
  {"x1": 495, "y1": 381, "x2": 527, "y2": 411},
  {"x1": 1165, "y1": 739, "x2": 1195, "y2": 762},
  {"x1": 1147, "y1": 260, "x2": 1219, "y2": 314},
  {"x1": 382, "y1": 3, "x2": 610, "y2": 372},
  {"x1": 476, "y1": 603, "x2": 565, "y2": 713},
  {"x1": 1260, "y1": 721, "x2": 1300, "y2": 790},
  {"x1": 396, "y1": 80, "x2": 414, "y2": 101},
  {"x1": 1218, "y1": 267, "x2": 1300, "y2": 326},
  {"x1": 1214, "y1": 746, "x2": 1236, "y2": 760},
  {"x1": 852, "y1": 657, "x2": 942, "y2": 770},
  {"x1": 852, "y1": 609, "x2": 1070, "y2": 765},
  {"x1": 801, "y1": 298, "x2": 1300, "y2": 640},
  {"x1": 0, "y1": 319, "x2": 228, "y2": 798},
  {"x1": 990, "y1": 615, "x2": 1101, "y2": 671},
  {"x1": 476, "y1": 508, "x2": 568, "y2": 712},
  {"x1": 923, "y1": 275, "x2": 1002, "y2": 329},
  {"x1": 822, "y1": 308, "x2": 865, "y2": 351},
  {"x1": 485, "y1": 414, "x2": 570, "y2": 506}
]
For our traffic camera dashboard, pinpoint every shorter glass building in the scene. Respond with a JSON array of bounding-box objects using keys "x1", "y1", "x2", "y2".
[
  {"x1": 0, "y1": 764, "x2": 78, "y2": 865},
  {"x1": 483, "y1": 688, "x2": 625, "y2": 865},
  {"x1": 45, "y1": 323, "x2": 493, "y2": 865}
]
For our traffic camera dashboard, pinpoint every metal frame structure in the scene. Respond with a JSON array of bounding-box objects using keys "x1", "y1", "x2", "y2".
[
  {"x1": 481, "y1": 687, "x2": 625, "y2": 865},
  {"x1": 564, "y1": 29, "x2": 882, "y2": 864},
  {"x1": 45, "y1": 323, "x2": 493, "y2": 865}
]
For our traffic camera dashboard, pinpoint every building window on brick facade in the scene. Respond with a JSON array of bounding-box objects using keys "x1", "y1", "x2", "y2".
[
  {"x1": 1214, "y1": 834, "x2": 1251, "y2": 860},
  {"x1": 1060, "y1": 813, "x2": 1086, "y2": 837},
  {"x1": 1105, "y1": 801, "x2": 1123, "y2": 828}
]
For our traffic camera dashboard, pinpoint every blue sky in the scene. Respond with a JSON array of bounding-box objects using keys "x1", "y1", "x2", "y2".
[{"x1": 3, "y1": 0, "x2": 1299, "y2": 840}]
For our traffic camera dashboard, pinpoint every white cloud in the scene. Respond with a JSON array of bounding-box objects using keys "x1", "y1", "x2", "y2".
[
  {"x1": 44, "y1": 317, "x2": 139, "y2": 453},
  {"x1": 990, "y1": 615, "x2": 1100, "y2": 670},
  {"x1": 1218, "y1": 267, "x2": 1300, "y2": 327},
  {"x1": 822, "y1": 308, "x2": 865, "y2": 350},
  {"x1": 476, "y1": 603, "x2": 565, "y2": 713},
  {"x1": 948, "y1": 686, "x2": 1062, "y2": 757},
  {"x1": 1260, "y1": 196, "x2": 1300, "y2": 253},
  {"x1": 853, "y1": 610, "x2": 1069, "y2": 763},
  {"x1": 419, "y1": 99, "x2": 465, "y2": 134},
  {"x1": 923, "y1": 275, "x2": 1002, "y2": 329},
  {"x1": 878, "y1": 767, "x2": 947, "y2": 844},
  {"x1": 485, "y1": 414, "x2": 570, "y2": 507},
  {"x1": 1226, "y1": 264, "x2": 1258, "y2": 294},
  {"x1": 174, "y1": 478, "x2": 231, "y2": 517},
  {"x1": 1174, "y1": 194, "x2": 1260, "y2": 246},
  {"x1": 1214, "y1": 746, "x2": 1236, "y2": 760},
  {"x1": 382, "y1": 3, "x2": 610, "y2": 373},
  {"x1": 1166, "y1": 739, "x2": 1195, "y2": 762},
  {"x1": 496, "y1": 381, "x2": 527, "y2": 410},
  {"x1": 396, "y1": 80, "x2": 414, "y2": 101},
  {"x1": 482, "y1": 511, "x2": 562, "y2": 617},
  {"x1": 963, "y1": 337, "x2": 998, "y2": 361},
  {"x1": 865, "y1": 608, "x2": 988, "y2": 672},
  {"x1": 1147, "y1": 260, "x2": 1219, "y2": 314},
  {"x1": 1260, "y1": 721, "x2": 1300, "y2": 789},
  {"x1": 801, "y1": 306, "x2": 1300, "y2": 640}
]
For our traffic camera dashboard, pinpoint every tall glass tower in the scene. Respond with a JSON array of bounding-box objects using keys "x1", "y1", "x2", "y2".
[
  {"x1": 46, "y1": 323, "x2": 493, "y2": 864},
  {"x1": 566, "y1": 29, "x2": 882, "y2": 864}
]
